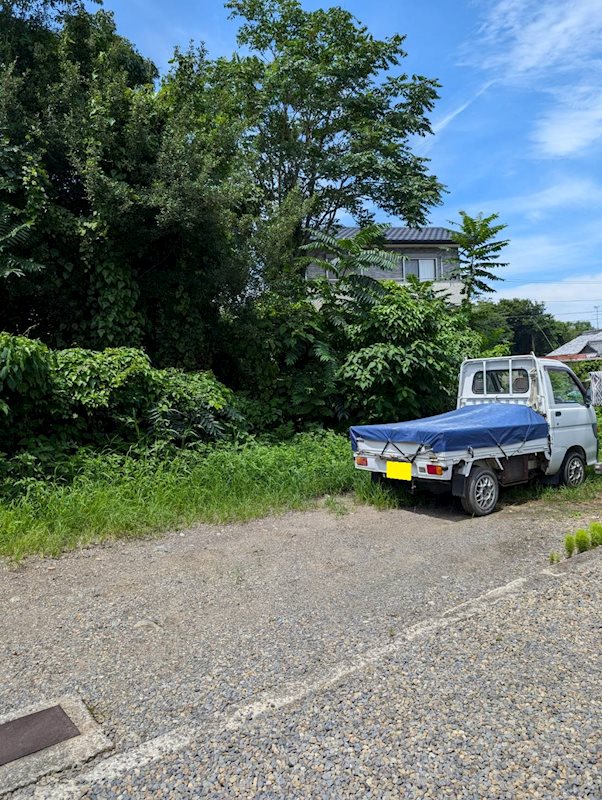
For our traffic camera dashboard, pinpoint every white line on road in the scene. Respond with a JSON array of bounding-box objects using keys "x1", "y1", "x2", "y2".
[{"x1": 29, "y1": 572, "x2": 539, "y2": 800}]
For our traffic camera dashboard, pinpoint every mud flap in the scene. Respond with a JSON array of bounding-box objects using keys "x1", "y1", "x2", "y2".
[{"x1": 452, "y1": 473, "x2": 467, "y2": 497}]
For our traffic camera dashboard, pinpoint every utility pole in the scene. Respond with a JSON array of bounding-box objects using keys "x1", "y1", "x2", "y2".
[{"x1": 595, "y1": 305, "x2": 601, "y2": 330}]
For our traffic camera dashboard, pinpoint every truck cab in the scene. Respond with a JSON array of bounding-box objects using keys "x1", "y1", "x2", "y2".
[{"x1": 458, "y1": 356, "x2": 598, "y2": 475}]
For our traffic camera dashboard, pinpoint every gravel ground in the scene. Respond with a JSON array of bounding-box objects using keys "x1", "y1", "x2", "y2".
[
  {"x1": 1, "y1": 497, "x2": 600, "y2": 797},
  {"x1": 79, "y1": 553, "x2": 602, "y2": 800}
]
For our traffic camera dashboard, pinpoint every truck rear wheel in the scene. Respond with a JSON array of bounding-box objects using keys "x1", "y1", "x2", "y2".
[
  {"x1": 560, "y1": 451, "x2": 586, "y2": 488},
  {"x1": 461, "y1": 466, "x2": 499, "y2": 516}
]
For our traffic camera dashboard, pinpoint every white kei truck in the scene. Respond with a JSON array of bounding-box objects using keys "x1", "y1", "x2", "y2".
[{"x1": 350, "y1": 355, "x2": 600, "y2": 516}]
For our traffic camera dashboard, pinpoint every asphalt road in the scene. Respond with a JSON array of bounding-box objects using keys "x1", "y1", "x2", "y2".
[{"x1": 2, "y1": 498, "x2": 600, "y2": 798}]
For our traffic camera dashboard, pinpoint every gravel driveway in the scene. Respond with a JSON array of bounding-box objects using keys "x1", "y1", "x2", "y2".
[{"x1": 1, "y1": 498, "x2": 600, "y2": 798}]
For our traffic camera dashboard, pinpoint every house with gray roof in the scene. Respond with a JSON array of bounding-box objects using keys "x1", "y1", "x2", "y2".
[
  {"x1": 547, "y1": 331, "x2": 602, "y2": 361},
  {"x1": 305, "y1": 226, "x2": 463, "y2": 303}
]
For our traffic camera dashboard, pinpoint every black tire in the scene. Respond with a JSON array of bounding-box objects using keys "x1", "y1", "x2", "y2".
[
  {"x1": 560, "y1": 450, "x2": 586, "y2": 488},
  {"x1": 461, "y1": 466, "x2": 499, "y2": 516}
]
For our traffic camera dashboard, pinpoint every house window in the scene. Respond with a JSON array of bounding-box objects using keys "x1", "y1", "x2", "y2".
[{"x1": 404, "y1": 258, "x2": 438, "y2": 281}]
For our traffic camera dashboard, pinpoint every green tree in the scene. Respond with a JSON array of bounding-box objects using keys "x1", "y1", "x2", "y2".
[
  {"x1": 448, "y1": 211, "x2": 509, "y2": 306},
  {"x1": 225, "y1": 0, "x2": 443, "y2": 240},
  {"x1": 471, "y1": 298, "x2": 591, "y2": 356},
  {"x1": 0, "y1": 4, "x2": 250, "y2": 367},
  {"x1": 223, "y1": 229, "x2": 480, "y2": 430}
]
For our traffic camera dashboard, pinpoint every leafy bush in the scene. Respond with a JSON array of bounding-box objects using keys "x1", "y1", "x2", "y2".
[
  {"x1": 149, "y1": 369, "x2": 243, "y2": 444},
  {"x1": 564, "y1": 534, "x2": 575, "y2": 558},
  {"x1": 566, "y1": 359, "x2": 602, "y2": 385},
  {"x1": 0, "y1": 333, "x2": 244, "y2": 456},
  {"x1": 335, "y1": 280, "x2": 479, "y2": 422},
  {"x1": 226, "y1": 276, "x2": 480, "y2": 431},
  {"x1": 0, "y1": 332, "x2": 51, "y2": 418}
]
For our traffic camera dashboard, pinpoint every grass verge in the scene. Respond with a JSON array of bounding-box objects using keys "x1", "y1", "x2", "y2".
[{"x1": 0, "y1": 432, "x2": 361, "y2": 561}]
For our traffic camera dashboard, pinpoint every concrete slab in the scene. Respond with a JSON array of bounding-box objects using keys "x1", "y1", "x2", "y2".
[{"x1": 0, "y1": 695, "x2": 111, "y2": 796}]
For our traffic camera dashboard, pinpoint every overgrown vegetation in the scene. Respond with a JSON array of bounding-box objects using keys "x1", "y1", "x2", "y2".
[
  {"x1": 0, "y1": 0, "x2": 598, "y2": 559},
  {"x1": 0, "y1": 333, "x2": 241, "y2": 459},
  {"x1": 0, "y1": 432, "x2": 360, "y2": 560}
]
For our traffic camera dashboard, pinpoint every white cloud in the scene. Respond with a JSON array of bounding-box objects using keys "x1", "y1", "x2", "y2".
[
  {"x1": 495, "y1": 271, "x2": 602, "y2": 325},
  {"x1": 531, "y1": 92, "x2": 602, "y2": 157},
  {"x1": 463, "y1": 177, "x2": 602, "y2": 222},
  {"x1": 478, "y1": 0, "x2": 602, "y2": 79},
  {"x1": 473, "y1": 0, "x2": 602, "y2": 157}
]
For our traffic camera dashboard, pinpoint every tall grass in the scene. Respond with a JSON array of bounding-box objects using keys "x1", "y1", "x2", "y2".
[{"x1": 0, "y1": 433, "x2": 359, "y2": 560}]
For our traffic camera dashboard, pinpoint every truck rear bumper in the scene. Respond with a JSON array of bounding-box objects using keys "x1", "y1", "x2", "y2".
[{"x1": 353, "y1": 453, "x2": 451, "y2": 483}]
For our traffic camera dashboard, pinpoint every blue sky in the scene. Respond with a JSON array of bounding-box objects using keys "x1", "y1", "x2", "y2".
[{"x1": 92, "y1": 0, "x2": 602, "y2": 325}]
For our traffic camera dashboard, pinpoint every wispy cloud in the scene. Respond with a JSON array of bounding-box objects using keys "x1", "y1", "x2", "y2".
[
  {"x1": 463, "y1": 177, "x2": 602, "y2": 223},
  {"x1": 478, "y1": 0, "x2": 602, "y2": 79},
  {"x1": 471, "y1": 0, "x2": 602, "y2": 158},
  {"x1": 531, "y1": 91, "x2": 602, "y2": 157},
  {"x1": 495, "y1": 271, "x2": 602, "y2": 325},
  {"x1": 431, "y1": 81, "x2": 494, "y2": 136}
]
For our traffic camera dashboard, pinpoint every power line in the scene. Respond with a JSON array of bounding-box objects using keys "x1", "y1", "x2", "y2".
[
  {"x1": 498, "y1": 298, "x2": 602, "y2": 303},
  {"x1": 501, "y1": 279, "x2": 602, "y2": 285}
]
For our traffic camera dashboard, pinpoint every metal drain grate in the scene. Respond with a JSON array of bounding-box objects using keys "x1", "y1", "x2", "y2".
[{"x1": 0, "y1": 705, "x2": 80, "y2": 767}]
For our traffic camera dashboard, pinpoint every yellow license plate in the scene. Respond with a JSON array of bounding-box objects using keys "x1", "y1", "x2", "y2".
[{"x1": 386, "y1": 461, "x2": 412, "y2": 481}]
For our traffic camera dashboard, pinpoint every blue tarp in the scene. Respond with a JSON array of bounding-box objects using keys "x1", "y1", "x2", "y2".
[{"x1": 350, "y1": 403, "x2": 549, "y2": 453}]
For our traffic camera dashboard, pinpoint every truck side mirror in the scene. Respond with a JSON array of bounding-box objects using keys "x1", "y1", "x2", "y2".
[{"x1": 585, "y1": 387, "x2": 592, "y2": 406}]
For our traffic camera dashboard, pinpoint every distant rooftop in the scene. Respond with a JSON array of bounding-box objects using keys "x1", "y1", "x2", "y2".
[
  {"x1": 336, "y1": 226, "x2": 455, "y2": 244},
  {"x1": 548, "y1": 330, "x2": 602, "y2": 358}
]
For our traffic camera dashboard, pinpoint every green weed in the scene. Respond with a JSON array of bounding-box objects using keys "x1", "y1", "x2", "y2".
[
  {"x1": 324, "y1": 495, "x2": 350, "y2": 517},
  {"x1": 505, "y1": 473, "x2": 602, "y2": 508},
  {"x1": 548, "y1": 551, "x2": 561, "y2": 564},
  {"x1": 589, "y1": 522, "x2": 602, "y2": 548},
  {"x1": 564, "y1": 534, "x2": 576, "y2": 558},
  {"x1": 0, "y1": 432, "x2": 356, "y2": 561},
  {"x1": 575, "y1": 528, "x2": 591, "y2": 554}
]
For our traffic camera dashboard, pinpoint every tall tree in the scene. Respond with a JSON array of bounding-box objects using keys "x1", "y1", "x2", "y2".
[
  {"x1": 471, "y1": 298, "x2": 591, "y2": 356},
  {"x1": 225, "y1": 0, "x2": 443, "y2": 239},
  {"x1": 0, "y1": 4, "x2": 250, "y2": 367},
  {"x1": 448, "y1": 211, "x2": 509, "y2": 306}
]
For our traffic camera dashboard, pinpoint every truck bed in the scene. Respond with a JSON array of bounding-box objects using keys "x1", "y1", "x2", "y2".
[{"x1": 350, "y1": 403, "x2": 549, "y2": 456}]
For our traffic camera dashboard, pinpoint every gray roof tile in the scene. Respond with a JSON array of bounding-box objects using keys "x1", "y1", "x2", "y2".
[
  {"x1": 336, "y1": 226, "x2": 455, "y2": 243},
  {"x1": 547, "y1": 331, "x2": 602, "y2": 356}
]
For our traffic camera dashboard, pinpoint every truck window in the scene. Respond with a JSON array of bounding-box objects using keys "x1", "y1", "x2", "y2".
[
  {"x1": 472, "y1": 368, "x2": 529, "y2": 394},
  {"x1": 546, "y1": 368, "x2": 585, "y2": 405}
]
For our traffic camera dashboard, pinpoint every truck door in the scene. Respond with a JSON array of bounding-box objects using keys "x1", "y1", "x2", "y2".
[{"x1": 543, "y1": 366, "x2": 597, "y2": 465}]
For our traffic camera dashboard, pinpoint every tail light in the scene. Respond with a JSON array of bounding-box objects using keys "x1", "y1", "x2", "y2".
[
  {"x1": 355, "y1": 456, "x2": 368, "y2": 467},
  {"x1": 426, "y1": 464, "x2": 443, "y2": 476}
]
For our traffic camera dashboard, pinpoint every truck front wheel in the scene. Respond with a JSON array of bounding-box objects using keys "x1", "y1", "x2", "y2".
[
  {"x1": 461, "y1": 466, "x2": 499, "y2": 516},
  {"x1": 560, "y1": 451, "x2": 586, "y2": 488}
]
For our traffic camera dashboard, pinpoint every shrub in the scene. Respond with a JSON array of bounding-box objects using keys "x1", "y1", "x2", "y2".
[
  {"x1": 589, "y1": 522, "x2": 602, "y2": 548},
  {"x1": 548, "y1": 551, "x2": 560, "y2": 564},
  {"x1": 574, "y1": 528, "x2": 590, "y2": 554},
  {"x1": 52, "y1": 347, "x2": 158, "y2": 441},
  {"x1": 0, "y1": 333, "x2": 245, "y2": 456},
  {"x1": 148, "y1": 369, "x2": 244, "y2": 444},
  {"x1": 564, "y1": 534, "x2": 575, "y2": 558},
  {"x1": 0, "y1": 332, "x2": 54, "y2": 450},
  {"x1": 0, "y1": 332, "x2": 51, "y2": 416}
]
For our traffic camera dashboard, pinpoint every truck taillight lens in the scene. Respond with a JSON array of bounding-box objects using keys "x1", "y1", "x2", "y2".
[
  {"x1": 356, "y1": 456, "x2": 368, "y2": 467},
  {"x1": 426, "y1": 464, "x2": 443, "y2": 476}
]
